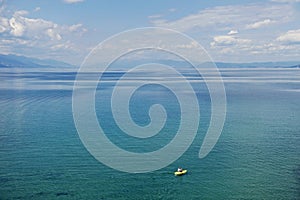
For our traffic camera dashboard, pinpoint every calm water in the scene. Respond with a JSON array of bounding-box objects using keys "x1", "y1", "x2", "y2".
[{"x1": 0, "y1": 67, "x2": 300, "y2": 199}]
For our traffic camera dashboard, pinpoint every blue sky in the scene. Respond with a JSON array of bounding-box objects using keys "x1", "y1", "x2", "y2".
[{"x1": 0, "y1": 0, "x2": 300, "y2": 65}]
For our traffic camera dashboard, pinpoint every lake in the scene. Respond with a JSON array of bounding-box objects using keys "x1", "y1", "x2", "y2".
[{"x1": 0, "y1": 66, "x2": 299, "y2": 199}]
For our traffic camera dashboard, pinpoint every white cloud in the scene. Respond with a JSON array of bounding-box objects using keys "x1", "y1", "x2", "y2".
[
  {"x1": 0, "y1": 10, "x2": 87, "y2": 40},
  {"x1": 34, "y1": 7, "x2": 41, "y2": 12},
  {"x1": 69, "y1": 23, "x2": 85, "y2": 32},
  {"x1": 0, "y1": 17, "x2": 9, "y2": 33},
  {"x1": 148, "y1": 14, "x2": 163, "y2": 19},
  {"x1": 9, "y1": 17, "x2": 25, "y2": 36},
  {"x1": 150, "y1": 2, "x2": 300, "y2": 62},
  {"x1": 277, "y1": 29, "x2": 300, "y2": 43},
  {"x1": 50, "y1": 40, "x2": 75, "y2": 50},
  {"x1": 175, "y1": 41, "x2": 198, "y2": 49},
  {"x1": 6, "y1": 12, "x2": 61, "y2": 39},
  {"x1": 211, "y1": 35, "x2": 251, "y2": 47},
  {"x1": 228, "y1": 30, "x2": 238, "y2": 35},
  {"x1": 46, "y1": 28, "x2": 62, "y2": 40},
  {"x1": 63, "y1": 0, "x2": 84, "y2": 3},
  {"x1": 14, "y1": 10, "x2": 29, "y2": 16},
  {"x1": 151, "y1": 4, "x2": 293, "y2": 32},
  {"x1": 245, "y1": 19, "x2": 274, "y2": 29},
  {"x1": 211, "y1": 35, "x2": 236, "y2": 46},
  {"x1": 0, "y1": 25, "x2": 5, "y2": 32},
  {"x1": 148, "y1": 8, "x2": 176, "y2": 20},
  {"x1": 0, "y1": 9, "x2": 88, "y2": 64},
  {"x1": 168, "y1": 8, "x2": 177, "y2": 12}
]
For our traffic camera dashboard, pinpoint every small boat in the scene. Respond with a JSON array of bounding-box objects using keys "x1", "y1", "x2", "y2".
[{"x1": 174, "y1": 169, "x2": 187, "y2": 176}]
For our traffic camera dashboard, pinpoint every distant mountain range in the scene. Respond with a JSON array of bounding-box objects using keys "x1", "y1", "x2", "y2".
[
  {"x1": 159, "y1": 60, "x2": 300, "y2": 68},
  {"x1": 117, "y1": 59, "x2": 300, "y2": 69},
  {"x1": 213, "y1": 61, "x2": 300, "y2": 68},
  {"x1": 0, "y1": 54, "x2": 299, "y2": 69},
  {"x1": 0, "y1": 54, "x2": 75, "y2": 69}
]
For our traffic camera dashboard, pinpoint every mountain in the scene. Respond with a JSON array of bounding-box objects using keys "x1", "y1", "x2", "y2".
[
  {"x1": 109, "y1": 59, "x2": 300, "y2": 70},
  {"x1": 0, "y1": 54, "x2": 299, "y2": 69},
  {"x1": 119, "y1": 59, "x2": 300, "y2": 69},
  {"x1": 213, "y1": 61, "x2": 300, "y2": 68},
  {"x1": 0, "y1": 54, "x2": 75, "y2": 69}
]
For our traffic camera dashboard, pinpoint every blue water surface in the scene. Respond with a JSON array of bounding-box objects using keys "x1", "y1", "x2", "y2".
[{"x1": 0, "y1": 67, "x2": 299, "y2": 199}]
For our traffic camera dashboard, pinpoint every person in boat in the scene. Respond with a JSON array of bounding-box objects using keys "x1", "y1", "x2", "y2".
[{"x1": 177, "y1": 167, "x2": 183, "y2": 172}]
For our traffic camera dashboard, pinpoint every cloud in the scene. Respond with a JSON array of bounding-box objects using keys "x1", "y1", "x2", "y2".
[
  {"x1": 168, "y1": 8, "x2": 177, "y2": 12},
  {"x1": 150, "y1": 2, "x2": 300, "y2": 62},
  {"x1": 69, "y1": 23, "x2": 86, "y2": 32},
  {"x1": 210, "y1": 35, "x2": 251, "y2": 47},
  {"x1": 63, "y1": 0, "x2": 84, "y2": 3},
  {"x1": 245, "y1": 19, "x2": 274, "y2": 29},
  {"x1": 0, "y1": 10, "x2": 87, "y2": 40},
  {"x1": 5, "y1": 11, "x2": 62, "y2": 39},
  {"x1": 148, "y1": 14, "x2": 163, "y2": 19},
  {"x1": 34, "y1": 7, "x2": 41, "y2": 12},
  {"x1": 175, "y1": 41, "x2": 198, "y2": 49},
  {"x1": 0, "y1": 9, "x2": 88, "y2": 64},
  {"x1": 148, "y1": 8, "x2": 177, "y2": 20},
  {"x1": 228, "y1": 30, "x2": 238, "y2": 35},
  {"x1": 150, "y1": 4, "x2": 293, "y2": 32},
  {"x1": 0, "y1": 16, "x2": 9, "y2": 32},
  {"x1": 9, "y1": 17, "x2": 24, "y2": 36},
  {"x1": 277, "y1": 29, "x2": 300, "y2": 43},
  {"x1": 46, "y1": 28, "x2": 62, "y2": 40},
  {"x1": 14, "y1": 10, "x2": 29, "y2": 16}
]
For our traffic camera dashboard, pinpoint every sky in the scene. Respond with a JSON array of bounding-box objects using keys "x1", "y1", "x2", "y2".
[{"x1": 0, "y1": 0, "x2": 299, "y2": 65}]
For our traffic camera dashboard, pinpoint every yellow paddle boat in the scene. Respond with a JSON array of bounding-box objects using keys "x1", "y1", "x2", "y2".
[{"x1": 174, "y1": 169, "x2": 187, "y2": 176}]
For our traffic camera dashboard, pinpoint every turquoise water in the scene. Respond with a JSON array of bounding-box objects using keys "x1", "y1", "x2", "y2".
[{"x1": 0, "y1": 68, "x2": 300, "y2": 199}]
